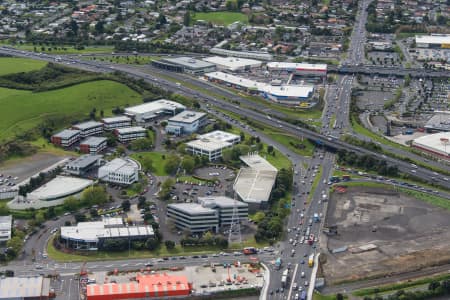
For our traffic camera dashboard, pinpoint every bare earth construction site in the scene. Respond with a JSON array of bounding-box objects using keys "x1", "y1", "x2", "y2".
[{"x1": 322, "y1": 186, "x2": 450, "y2": 284}]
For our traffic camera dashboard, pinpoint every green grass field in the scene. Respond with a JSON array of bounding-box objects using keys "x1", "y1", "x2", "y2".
[
  {"x1": 0, "y1": 57, "x2": 47, "y2": 76},
  {"x1": 0, "y1": 80, "x2": 141, "y2": 141},
  {"x1": 130, "y1": 152, "x2": 169, "y2": 176},
  {"x1": 0, "y1": 43, "x2": 114, "y2": 54},
  {"x1": 191, "y1": 11, "x2": 248, "y2": 25}
]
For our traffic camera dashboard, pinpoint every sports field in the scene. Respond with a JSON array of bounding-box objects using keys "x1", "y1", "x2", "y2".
[
  {"x1": 191, "y1": 12, "x2": 248, "y2": 25},
  {"x1": 0, "y1": 57, "x2": 47, "y2": 76},
  {"x1": 0, "y1": 80, "x2": 141, "y2": 141}
]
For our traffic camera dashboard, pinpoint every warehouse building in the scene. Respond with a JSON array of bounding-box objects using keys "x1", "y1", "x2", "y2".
[
  {"x1": 234, "y1": 153, "x2": 278, "y2": 211},
  {"x1": 0, "y1": 215, "x2": 12, "y2": 244},
  {"x1": 210, "y1": 48, "x2": 273, "y2": 61},
  {"x1": 199, "y1": 196, "x2": 248, "y2": 227},
  {"x1": 72, "y1": 121, "x2": 104, "y2": 138},
  {"x1": 101, "y1": 116, "x2": 132, "y2": 131},
  {"x1": 185, "y1": 131, "x2": 241, "y2": 161},
  {"x1": 114, "y1": 126, "x2": 147, "y2": 143},
  {"x1": 166, "y1": 110, "x2": 208, "y2": 136},
  {"x1": 424, "y1": 111, "x2": 450, "y2": 132},
  {"x1": 80, "y1": 137, "x2": 107, "y2": 154},
  {"x1": 415, "y1": 34, "x2": 450, "y2": 48},
  {"x1": 124, "y1": 100, "x2": 186, "y2": 126},
  {"x1": 64, "y1": 155, "x2": 102, "y2": 176},
  {"x1": 27, "y1": 176, "x2": 93, "y2": 202},
  {"x1": 86, "y1": 274, "x2": 190, "y2": 300},
  {"x1": 0, "y1": 276, "x2": 51, "y2": 300},
  {"x1": 203, "y1": 56, "x2": 262, "y2": 72},
  {"x1": 152, "y1": 56, "x2": 216, "y2": 75},
  {"x1": 60, "y1": 217, "x2": 154, "y2": 250},
  {"x1": 167, "y1": 203, "x2": 219, "y2": 233},
  {"x1": 266, "y1": 62, "x2": 327, "y2": 77},
  {"x1": 98, "y1": 158, "x2": 139, "y2": 185},
  {"x1": 412, "y1": 132, "x2": 450, "y2": 160},
  {"x1": 51, "y1": 129, "x2": 81, "y2": 147}
]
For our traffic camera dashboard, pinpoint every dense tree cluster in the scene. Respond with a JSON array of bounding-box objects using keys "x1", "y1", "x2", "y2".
[
  {"x1": 337, "y1": 149, "x2": 399, "y2": 177},
  {"x1": 180, "y1": 235, "x2": 228, "y2": 249},
  {"x1": 19, "y1": 168, "x2": 60, "y2": 197},
  {"x1": 362, "y1": 279, "x2": 450, "y2": 300}
]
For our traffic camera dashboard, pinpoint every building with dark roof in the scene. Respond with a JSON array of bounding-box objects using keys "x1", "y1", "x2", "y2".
[
  {"x1": 152, "y1": 56, "x2": 216, "y2": 75},
  {"x1": 64, "y1": 155, "x2": 102, "y2": 176}
]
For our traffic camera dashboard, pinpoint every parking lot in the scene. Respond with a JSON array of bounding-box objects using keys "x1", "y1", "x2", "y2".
[{"x1": 367, "y1": 51, "x2": 402, "y2": 66}]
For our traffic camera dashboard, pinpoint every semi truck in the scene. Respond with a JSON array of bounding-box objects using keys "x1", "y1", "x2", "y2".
[
  {"x1": 308, "y1": 254, "x2": 314, "y2": 267},
  {"x1": 281, "y1": 269, "x2": 289, "y2": 287}
]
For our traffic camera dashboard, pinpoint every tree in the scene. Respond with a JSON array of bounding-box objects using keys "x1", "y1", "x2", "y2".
[
  {"x1": 6, "y1": 236, "x2": 23, "y2": 256},
  {"x1": 181, "y1": 156, "x2": 195, "y2": 174},
  {"x1": 165, "y1": 240, "x2": 175, "y2": 250},
  {"x1": 164, "y1": 155, "x2": 180, "y2": 174},
  {"x1": 64, "y1": 196, "x2": 79, "y2": 211},
  {"x1": 336, "y1": 294, "x2": 344, "y2": 300},
  {"x1": 81, "y1": 186, "x2": 108, "y2": 206},
  {"x1": 183, "y1": 11, "x2": 191, "y2": 26},
  {"x1": 141, "y1": 156, "x2": 154, "y2": 172},
  {"x1": 74, "y1": 213, "x2": 87, "y2": 222},
  {"x1": 121, "y1": 199, "x2": 131, "y2": 212},
  {"x1": 159, "y1": 178, "x2": 175, "y2": 200},
  {"x1": 267, "y1": 145, "x2": 274, "y2": 153},
  {"x1": 428, "y1": 280, "x2": 440, "y2": 291},
  {"x1": 253, "y1": 211, "x2": 266, "y2": 223},
  {"x1": 90, "y1": 208, "x2": 99, "y2": 218},
  {"x1": 146, "y1": 238, "x2": 159, "y2": 250},
  {"x1": 94, "y1": 20, "x2": 105, "y2": 34}
]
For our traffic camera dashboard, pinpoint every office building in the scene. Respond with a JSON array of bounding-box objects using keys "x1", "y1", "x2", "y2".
[
  {"x1": 124, "y1": 99, "x2": 186, "y2": 126},
  {"x1": 166, "y1": 111, "x2": 208, "y2": 135},
  {"x1": 199, "y1": 196, "x2": 248, "y2": 227},
  {"x1": 114, "y1": 126, "x2": 147, "y2": 143},
  {"x1": 60, "y1": 217, "x2": 154, "y2": 250},
  {"x1": 199, "y1": 130, "x2": 241, "y2": 145},
  {"x1": 79, "y1": 137, "x2": 107, "y2": 154},
  {"x1": 0, "y1": 215, "x2": 12, "y2": 243},
  {"x1": 72, "y1": 121, "x2": 104, "y2": 138},
  {"x1": 167, "y1": 203, "x2": 219, "y2": 233},
  {"x1": 98, "y1": 158, "x2": 139, "y2": 185},
  {"x1": 64, "y1": 155, "x2": 102, "y2": 176},
  {"x1": 51, "y1": 129, "x2": 81, "y2": 147},
  {"x1": 185, "y1": 131, "x2": 240, "y2": 161},
  {"x1": 152, "y1": 56, "x2": 216, "y2": 74},
  {"x1": 101, "y1": 116, "x2": 132, "y2": 131}
]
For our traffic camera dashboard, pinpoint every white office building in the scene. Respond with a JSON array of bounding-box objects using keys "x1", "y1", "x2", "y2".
[
  {"x1": 166, "y1": 111, "x2": 207, "y2": 135},
  {"x1": 167, "y1": 203, "x2": 219, "y2": 233},
  {"x1": 98, "y1": 158, "x2": 139, "y2": 185},
  {"x1": 124, "y1": 99, "x2": 186, "y2": 126},
  {"x1": 101, "y1": 116, "x2": 132, "y2": 130},
  {"x1": 114, "y1": 126, "x2": 147, "y2": 142},
  {"x1": 0, "y1": 216, "x2": 12, "y2": 243},
  {"x1": 199, "y1": 196, "x2": 248, "y2": 227},
  {"x1": 185, "y1": 131, "x2": 241, "y2": 161}
]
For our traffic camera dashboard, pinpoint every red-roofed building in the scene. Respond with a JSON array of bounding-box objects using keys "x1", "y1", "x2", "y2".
[{"x1": 86, "y1": 273, "x2": 191, "y2": 300}]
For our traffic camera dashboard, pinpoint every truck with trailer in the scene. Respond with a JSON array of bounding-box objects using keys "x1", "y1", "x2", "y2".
[{"x1": 281, "y1": 269, "x2": 289, "y2": 287}]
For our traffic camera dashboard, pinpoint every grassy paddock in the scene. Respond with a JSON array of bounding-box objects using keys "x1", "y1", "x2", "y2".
[
  {"x1": 191, "y1": 11, "x2": 248, "y2": 25},
  {"x1": 0, "y1": 57, "x2": 47, "y2": 76},
  {"x1": 130, "y1": 152, "x2": 169, "y2": 176},
  {"x1": 0, "y1": 80, "x2": 141, "y2": 141}
]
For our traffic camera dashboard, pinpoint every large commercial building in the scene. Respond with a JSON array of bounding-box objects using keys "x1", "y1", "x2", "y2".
[
  {"x1": 166, "y1": 110, "x2": 208, "y2": 136},
  {"x1": 415, "y1": 34, "x2": 450, "y2": 49},
  {"x1": 98, "y1": 158, "x2": 139, "y2": 185},
  {"x1": 101, "y1": 116, "x2": 132, "y2": 131},
  {"x1": 234, "y1": 153, "x2": 278, "y2": 211},
  {"x1": 86, "y1": 274, "x2": 190, "y2": 300},
  {"x1": 51, "y1": 129, "x2": 81, "y2": 147},
  {"x1": 266, "y1": 62, "x2": 327, "y2": 77},
  {"x1": 27, "y1": 176, "x2": 93, "y2": 201},
  {"x1": 185, "y1": 131, "x2": 240, "y2": 161},
  {"x1": 124, "y1": 100, "x2": 186, "y2": 126},
  {"x1": 412, "y1": 132, "x2": 450, "y2": 160},
  {"x1": 0, "y1": 276, "x2": 51, "y2": 300},
  {"x1": 64, "y1": 155, "x2": 102, "y2": 176},
  {"x1": 203, "y1": 56, "x2": 262, "y2": 72},
  {"x1": 60, "y1": 217, "x2": 154, "y2": 250},
  {"x1": 72, "y1": 121, "x2": 104, "y2": 138},
  {"x1": 205, "y1": 71, "x2": 314, "y2": 103},
  {"x1": 167, "y1": 203, "x2": 219, "y2": 233},
  {"x1": 114, "y1": 126, "x2": 147, "y2": 143},
  {"x1": 199, "y1": 196, "x2": 248, "y2": 227},
  {"x1": 210, "y1": 47, "x2": 273, "y2": 61},
  {"x1": 0, "y1": 215, "x2": 12, "y2": 243},
  {"x1": 424, "y1": 111, "x2": 450, "y2": 132},
  {"x1": 152, "y1": 56, "x2": 216, "y2": 75},
  {"x1": 80, "y1": 137, "x2": 107, "y2": 154}
]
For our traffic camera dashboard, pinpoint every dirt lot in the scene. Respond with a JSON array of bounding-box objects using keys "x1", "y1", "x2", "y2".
[{"x1": 321, "y1": 186, "x2": 450, "y2": 284}]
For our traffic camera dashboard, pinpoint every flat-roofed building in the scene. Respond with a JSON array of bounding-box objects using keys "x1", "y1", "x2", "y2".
[
  {"x1": 51, "y1": 129, "x2": 81, "y2": 147},
  {"x1": 124, "y1": 99, "x2": 186, "y2": 126},
  {"x1": 27, "y1": 176, "x2": 93, "y2": 201},
  {"x1": 185, "y1": 131, "x2": 240, "y2": 161},
  {"x1": 0, "y1": 215, "x2": 12, "y2": 243},
  {"x1": 153, "y1": 56, "x2": 216, "y2": 74},
  {"x1": 72, "y1": 121, "x2": 104, "y2": 138},
  {"x1": 199, "y1": 130, "x2": 241, "y2": 145},
  {"x1": 80, "y1": 137, "x2": 107, "y2": 154},
  {"x1": 424, "y1": 111, "x2": 450, "y2": 132},
  {"x1": 210, "y1": 48, "x2": 273, "y2": 61},
  {"x1": 60, "y1": 217, "x2": 154, "y2": 250},
  {"x1": 266, "y1": 62, "x2": 327, "y2": 76},
  {"x1": 0, "y1": 276, "x2": 51, "y2": 300},
  {"x1": 166, "y1": 110, "x2": 208, "y2": 136},
  {"x1": 412, "y1": 132, "x2": 450, "y2": 160},
  {"x1": 203, "y1": 56, "x2": 262, "y2": 72},
  {"x1": 114, "y1": 126, "x2": 147, "y2": 142},
  {"x1": 64, "y1": 155, "x2": 102, "y2": 176},
  {"x1": 415, "y1": 34, "x2": 450, "y2": 49},
  {"x1": 199, "y1": 196, "x2": 248, "y2": 227},
  {"x1": 234, "y1": 153, "x2": 278, "y2": 211},
  {"x1": 98, "y1": 158, "x2": 139, "y2": 185},
  {"x1": 101, "y1": 116, "x2": 132, "y2": 130},
  {"x1": 167, "y1": 203, "x2": 218, "y2": 233}
]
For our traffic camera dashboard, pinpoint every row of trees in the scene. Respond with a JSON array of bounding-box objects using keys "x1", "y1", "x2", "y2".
[
  {"x1": 362, "y1": 279, "x2": 450, "y2": 300},
  {"x1": 63, "y1": 185, "x2": 110, "y2": 212},
  {"x1": 18, "y1": 168, "x2": 60, "y2": 197},
  {"x1": 180, "y1": 232, "x2": 228, "y2": 249},
  {"x1": 337, "y1": 149, "x2": 399, "y2": 177}
]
